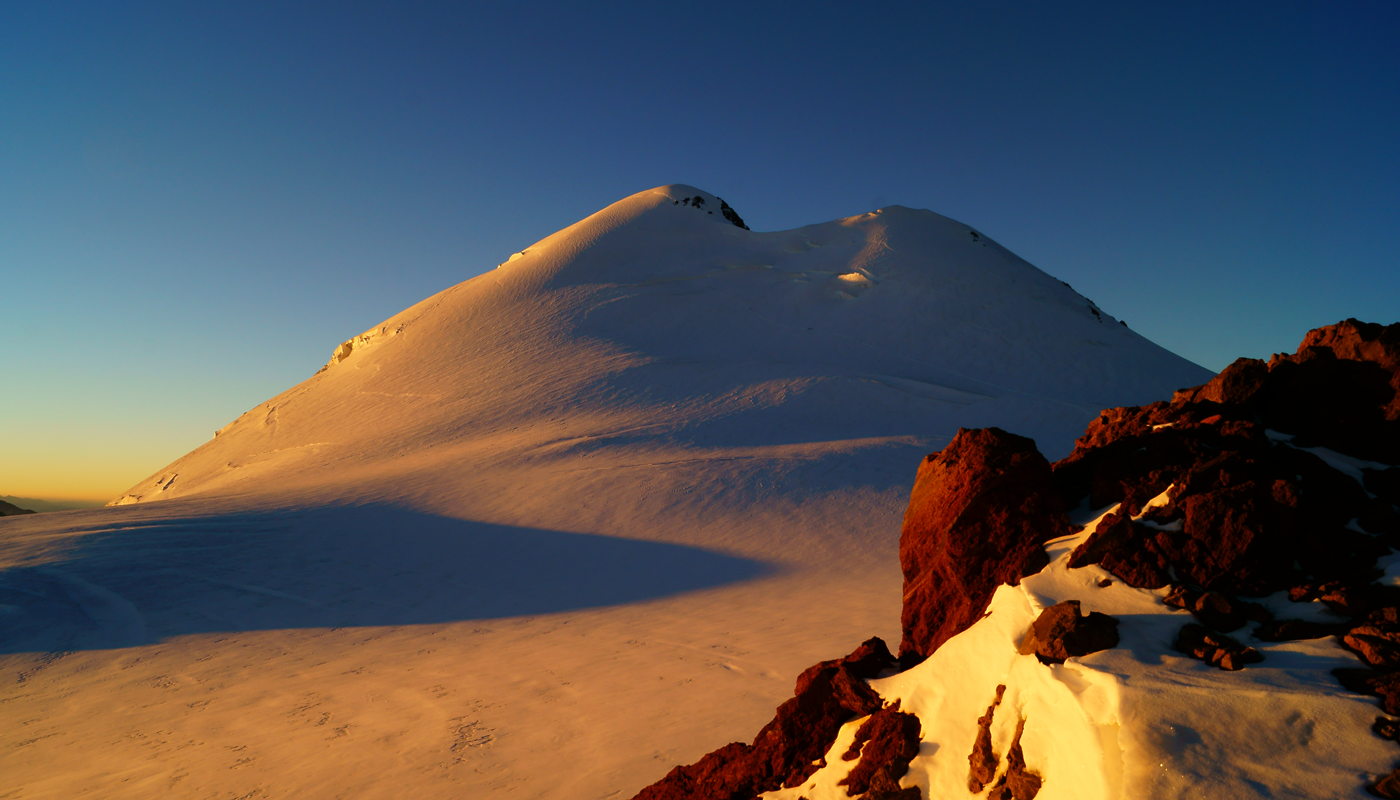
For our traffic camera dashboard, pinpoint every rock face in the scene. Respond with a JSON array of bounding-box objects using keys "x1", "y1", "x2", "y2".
[
  {"x1": 633, "y1": 638, "x2": 900, "y2": 800},
  {"x1": 1053, "y1": 320, "x2": 1400, "y2": 601},
  {"x1": 899, "y1": 427, "x2": 1070, "y2": 660}
]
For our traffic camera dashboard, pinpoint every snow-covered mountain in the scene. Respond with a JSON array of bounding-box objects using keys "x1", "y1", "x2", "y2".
[
  {"x1": 0, "y1": 186, "x2": 1211, "y2": 799},
  {"x1": 110, "y1": 184, "x2": 1207, "y2": 509}
]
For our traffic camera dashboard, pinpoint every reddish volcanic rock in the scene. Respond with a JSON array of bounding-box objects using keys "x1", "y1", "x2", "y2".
[
  {"x1": 967, "y1": 684, "x2": 1006, "y2": 793},
  {"x1": 838, "y1": 701, "x2": 922, "y2": 798},
  {"x1": 1335, "y1": 669, "x2": 1400, "y2": 716},
  {"x1": 1162, "y1": 585, "x2": 1270, "y2": 632},
  {"x1": 632, "y1": 638, "x2": 899, "y2": 800},
  {"x1": 1019, "y1": 600, "x2": 1120, "y2": 664},
  {"x1": 987, "y1": 718, "x2": 1043, "y2": 800},
  {"x1": 1175, "y1": 624, "x2": 1263, "y2": 671},
  {"x1": 1345, "y1": 608, "x2": 1400, "y2": 671},
  {"x1": 899, "y1": 428, "x2": 1070, "y2": 660}
]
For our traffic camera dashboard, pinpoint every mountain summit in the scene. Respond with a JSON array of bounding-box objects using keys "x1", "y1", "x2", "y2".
[{"x1": 111, "y1": 185, "x2": 1209, "y2": 508}]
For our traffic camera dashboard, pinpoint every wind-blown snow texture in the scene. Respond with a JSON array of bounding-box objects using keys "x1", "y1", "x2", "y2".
[{"x1": 0, "y1": 186, "x2": 1209, "y2": 799}]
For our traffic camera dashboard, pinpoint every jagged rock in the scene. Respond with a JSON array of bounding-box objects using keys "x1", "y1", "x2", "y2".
[
  {"x1": 1374, "y1": 717, "x2": 1400, "y2": 741},
  {"x1": 632, "y1": 638, "x2": 899, "y2": 800},
  {"x1": 838, "y1": 701, "x2": 922, "y2": 798},
  {"x1": 1175, "y1": 624, "x2": 1263, "y2": 670},
  {"x1": 1346, "y1": 608, "x2": 1400, "y2": 670},
  {"x1": 717, "y1": 197, "x2": 750, "y2": 230},
  {"x1": 968, "y1": 685, "x2": 1006, "y2": 793},
  {"x1": 1019, "y1": 600, "x2": 1120, "y2": 664},
  {"x1": 1068, "y1": 511, "x2": 1172, "y2": 589},
  {"x1": 987, "y1": 718, "x2": 1043, "y2": 800},
  {"x1": 633, "y1": 743, "x2": 758, "y2": 800},
  {"x1": 900, "y1": 428, "x2": 1070, "y2": 660},
  {"x1": 1371, "y1": 769, "x2": 1400, "y2": 799}
]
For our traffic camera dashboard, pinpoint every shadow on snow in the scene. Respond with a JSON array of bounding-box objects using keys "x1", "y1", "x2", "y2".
[{"x1": 0, "y1": 504, "x2": 774, "y2": 654}]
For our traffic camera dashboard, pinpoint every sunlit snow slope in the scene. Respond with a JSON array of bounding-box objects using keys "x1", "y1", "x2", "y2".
[
  {"x1": 0, "y1": 186, "x2": 1210, "y2": 800},
  {"x1": 113, "y1": 184, "x2": 1207, "y2": 509}
]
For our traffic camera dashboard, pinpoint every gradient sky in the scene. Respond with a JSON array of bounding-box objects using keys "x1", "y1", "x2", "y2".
[{"x1": 3, "y1": 1, "x2": 1398, "y2": 501}]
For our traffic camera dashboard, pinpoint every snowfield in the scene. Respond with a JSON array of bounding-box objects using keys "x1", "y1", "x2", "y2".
[{"x1": 0, "y1": 186, "x2": 1211, "y2": 798}]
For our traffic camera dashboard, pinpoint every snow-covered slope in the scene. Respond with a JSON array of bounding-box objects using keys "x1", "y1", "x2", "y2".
[
  {"x1": 0, "y1": 186, "x2": 1210, "y2": 799},
  {"x1": 110, "y1": 184, "x2": 1207, "y2": 510}
]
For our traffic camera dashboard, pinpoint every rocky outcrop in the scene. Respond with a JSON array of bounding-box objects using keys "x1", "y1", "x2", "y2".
[
  {"x1": 837, "y1": 702, "x2": 922, "y2": 799},
  {"x1": 1053, "y1": 321, "x2": 1400, "y2": 600},
  {"x1": 634, "y1": 319, "x2": 1399, "y2": 800},
  {"x1": 1019, "y1": 601, "x2": 1120, "y2": 664},
  {"x1": 718, "y1": 197, "x2": 750, "y2": 230},
  {"x1": 634, "y1": 638, "x2": 900, "y2": 800},
  {"x1": 899, "y1": 428, "x2": 1070, "y2": 660}
]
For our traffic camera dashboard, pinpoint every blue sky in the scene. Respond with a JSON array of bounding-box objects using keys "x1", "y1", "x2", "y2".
[{"x1": 3, "y1": 1, "x2": 1398, "y2": 499}]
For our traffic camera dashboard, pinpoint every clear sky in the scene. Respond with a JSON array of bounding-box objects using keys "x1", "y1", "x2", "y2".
[{"x1": 3, "y1": 1, "x2": 1398, "y2": 501}]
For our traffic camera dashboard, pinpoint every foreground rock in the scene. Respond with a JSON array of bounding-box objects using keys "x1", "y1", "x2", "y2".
[
  {"x1": 634, "y1": 638, "x2": 899, "y2": 800},
  {"x1": 1019, "y1": 600, "x2": 1120, "y2": 664},
  {"x1": 899, "y1": 427, "x2": 1070, "y2": 660}
]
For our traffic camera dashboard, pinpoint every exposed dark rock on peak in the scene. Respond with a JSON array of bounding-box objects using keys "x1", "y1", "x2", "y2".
[
  {"x1": 899, "y1": 428, "x2": 1070, "y2": 660},
  {"x1": 1019, "y1": 600, "x2": 1120, "y2": 664},
  {"x1": 718, "y1": 197, "x2": 750, "y2": 230}
]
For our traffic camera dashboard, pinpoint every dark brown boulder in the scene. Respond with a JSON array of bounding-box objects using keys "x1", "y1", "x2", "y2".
[
  {"x1": 899, "y1": 428, "x2": 1070, "y2": 660},
  {"x1": 838, "y1": 701, "x2": 922, "y2": 798},
  {"x1": 1019, "y1": 600, "x2": 1120, "y2": 664}
]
